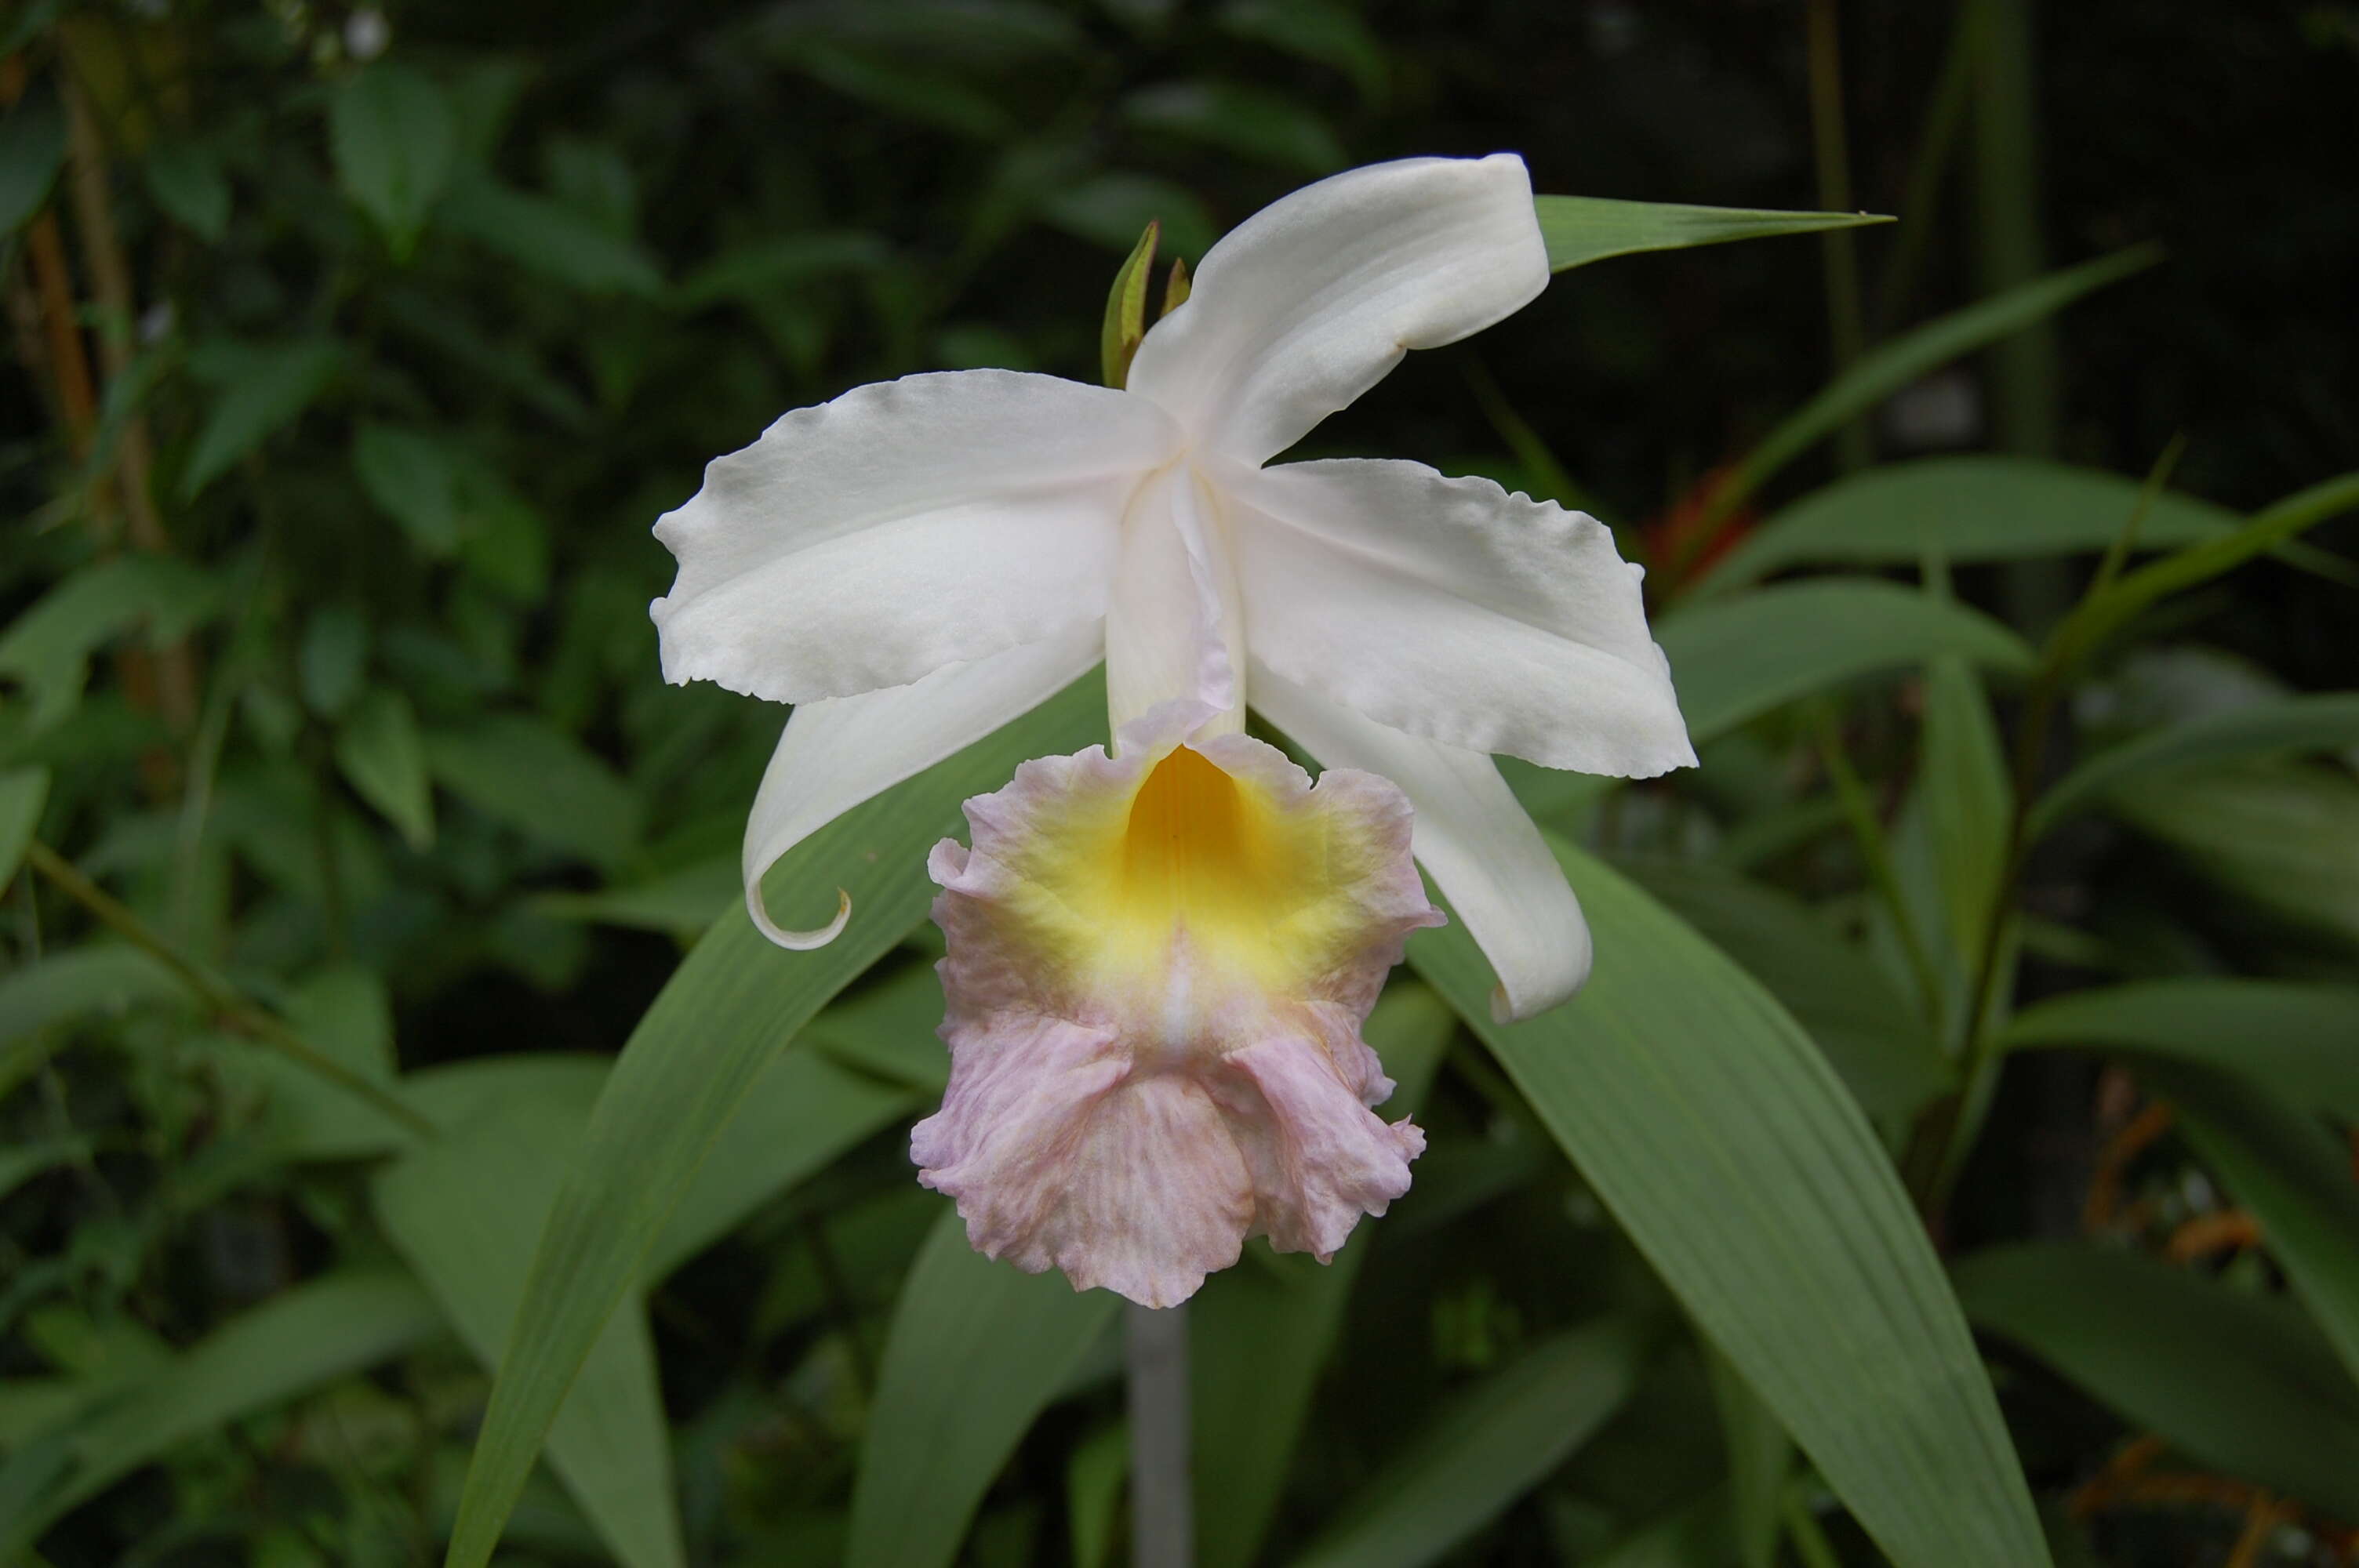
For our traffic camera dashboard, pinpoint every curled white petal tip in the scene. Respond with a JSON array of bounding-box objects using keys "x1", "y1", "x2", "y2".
[
  {"x1": 733, "y1": 627, "x2": 1104, "y2": 961},
  {"x1": 748, "y1": 884, "x2": 852, "y2": 951}
]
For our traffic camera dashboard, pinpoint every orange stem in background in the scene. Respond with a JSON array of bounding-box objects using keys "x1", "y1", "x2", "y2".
[
  {"x1": 2083, "y1": 1099, "x2": 2173, "y2": 1232},
  {"x1": 2165, "y1": 1209, "x2": 2262, "y2": 1265}
]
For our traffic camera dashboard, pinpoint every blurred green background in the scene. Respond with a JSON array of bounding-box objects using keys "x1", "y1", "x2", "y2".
[{"x1": 4, "y1": 1, "x2": 2358, "y2": 1565}]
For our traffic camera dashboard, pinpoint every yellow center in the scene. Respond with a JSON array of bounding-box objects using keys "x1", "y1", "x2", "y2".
[{"x1": 999, "y1": 742, "x2": 1376, "y2": 1025}]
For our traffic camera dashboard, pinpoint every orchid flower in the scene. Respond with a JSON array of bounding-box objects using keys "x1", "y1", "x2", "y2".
[{"x1": 652, "y1": 154, "x2": 1693, "y2": 1305}]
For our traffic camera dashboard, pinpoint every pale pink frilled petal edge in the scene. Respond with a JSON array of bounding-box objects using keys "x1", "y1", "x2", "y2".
[{"x1": 911, "y1": 702, "x2": 1443, "y2": 1308}]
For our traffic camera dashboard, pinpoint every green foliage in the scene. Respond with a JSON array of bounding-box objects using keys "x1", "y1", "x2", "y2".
[
  {"x1": 1412, "y1": 841, "x2": 2049, "y2": 1568},
  {"x1": 1292, "y1": 1314, "x2": 1656, "y2": 1568},
  {"x1": 1954, "y1": 1244, "x2": 2359, "y2": 1518},
  {"x1": 846, "y1": 1209, "x2": 1121, "y2": 1568},
  {"x1": 329, "y1": 64, "x2": 459, "y2": 261},
  {"x1": 1534, "y1": 195, "x2": 1890, "y2": 274},
  {"x1": 3, "y1": 3, "x2": 2354, "y2": 1566}
]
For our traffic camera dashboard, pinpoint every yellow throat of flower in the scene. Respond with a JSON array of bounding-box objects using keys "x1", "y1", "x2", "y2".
[{"x1": 991, "y1": 732, "x2": 1400, "y2": 1044}]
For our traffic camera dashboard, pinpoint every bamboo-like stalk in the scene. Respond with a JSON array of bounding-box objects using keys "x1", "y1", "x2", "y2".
[{"x1": 62, "y1": 62, "x2": 199, "y2": 730}]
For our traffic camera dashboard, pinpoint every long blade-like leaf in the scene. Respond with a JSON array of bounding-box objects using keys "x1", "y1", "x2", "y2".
[
  {"x1": 2045, "y1": 470, "x2": 2359, "y2": 679},
  {"x1": 1535, "y1": 194, "x2": 1890, "y2": 274},
  {"x1": 1695, "y1": 456, "x2": 2238, "y2": 595},
  {"x1": 1954, "y1": 1243, "x2": 2359, "y2": 1519},
  {"x1": 0, "y1": 1270, "x2": 444, "y2": 1555},
  {"x1": 2026, "y1": 692, "x2": 2359, "y2": 840},
  {"x1": 1291, "y1": 1314, "x2": 1656, "y2": 1568},
  {"x1": 442, "y1": 673, "x2": 1105, "y2": 1568},
  {"x1": 1700, "y1": 246, "x2": 2161, "y2": 530},
  {"x1": 1190, "y1": 983, "x2": 1459, "y2": 1568},
  {"x1": 1657, "y1": 580, "x2": 2034, "y2": 744},
  {"x1": 2142, "y1": 1060, "x2": 2359, "y2": 1396},
  {"x1": 377, "y1": 1085, "x2": 683, "y2": 1568},
  {"x1": 1410, "y1": 838, "x2": 2048, "y2": 1568},
  {"x1": 846, "y1": 1207, "x2": 1121, "y2": 1568},
  {"x1": 1999, "y1": 979, "x2": 2359, "y2": 1122}
]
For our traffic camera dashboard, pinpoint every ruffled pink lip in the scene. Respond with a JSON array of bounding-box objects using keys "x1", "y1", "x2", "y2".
[{"x1": 911, "y1": 702, "x2": 1444, "y2": 1307}]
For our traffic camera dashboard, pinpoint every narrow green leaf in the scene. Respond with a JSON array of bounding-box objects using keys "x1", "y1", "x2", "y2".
[
  {"x1": 0, "y1": 946, "x2": 181, "y2": 1051},
  {"x1": 442, "y1": 672, "x2": 1104, "y2": 1568},
  {"x1": 1411, "y1": 838, "x2": 2048, "y2": 1568},
  {"x1": 179, "y1": 338, "x2": 343, "y2": 499},
  {"x1": 1581, "y1": 1489, "x2": 1739, "y2": 1568},
  {"x1": 377, "y1": 1092, "x2": 685, "y2": 1568},
  {"x1": 0, "y1": 1269, "x2": 444, "y2": 1555},
  {"x1": 2028, "y1": 693, "x2": 2359, "y2": 840},
  {"x1": 1293, "y1": 1315, "x2": 1655, "y2": 1568},
  {"x1": 329, "y1": 63, "x2": 458, "y2": 258},
  {"x1": 243, "y1": 964, "x2": 402, "y2": 1160},
  {"x1": 1534, "y1": 194, "x2": 1888, "y2": 274},
  {"x1": 1190, "y1": 982, "x2": 1458, "y2": 1568},
  {"x1": 800, "y1": 956, "x2": 953, "y2": 1094},
  {"x1": 1706, "y1": 1351, "x2": 1790, "y2": 1568},
  {"x1": 1618, "y1": 858, "x2": 1950, "y2": 1124},
  {"x1": 353, "y1": 422, "x2": 467, "y2": 555},
  {"x1": 534, "y1": 857, "x2": 740, "y2": 942},
  {"x1": 2000, "y1": 979, "x2": 2359, "y2": 1121},
  {"x1": 336, "y1": 688, "x2": 436, "y2": 849},
  {"x1": 645, "y1": 1046, "x2": 915, "y2": 1279},
  {"x1": 423, "y1": 715, "x2": 640, "y2": 870},
  {"x1": 0, "y1": 1135, "x2": 89, "y2": 1207},
  {"x1": 1919, "y1": 658, "x2": 2012, "y2": 966},
  {"x1": 1713, "y1": 246, "x2": 2161, "y2": 520},
  {"x1": 2142, "y1": 1060, "x2": 2359, "y2": 1396},
  {"x1": 142, "y1": 137, "x2": 231, "y2": 241},
  {"x1": 440, "y1": 170, "x2": 665, "y2": 296},
  {"x1": 1217, "y1": 0, "x2": 1389, "y2": 103},
  {"x1": 1693, "y1": 456, "x2": 2244, "y2": 596},
  {"x1": 1656, "y1": 580, "x2": 2034, "y2": 745},
  {"x1": 1954, "y1": 1243, "x2": 2359, "y2": 1519},
  {"x1": 0, "y1": 766, "x2": 49, "y2": 891},
  {"x1": 0, "y1": 83, "x2": 65, "y2": 238},
  {"x1": 1121, "y1": 80, "x2": 1345, "y2": 172},
  {"x1": 1100, "y1": 219, "x2": 1159, "y2": 390},
  {"x1": 2109, "y1": 761, "x2": 2359, "y2": 949},
  {"x1": 297, "y1": 604, "x2": 370, "y2": 717},
  {"x1": 1041, "y1": 174, "x2": 1215, "y2": 261},
  {"x1": 0, "y1": 555, "x2": 225, "y2": 730},
  {"x1": 787, "y1": 44, "x2": 1016, "y2": 140},
  {"x1": 846, "y1": 1207, "x2": 1121, "y2": 1568},
  {"x1": 1066, "y1": 1421, "x2": 1128, "y2": 1568},
  {"x1": 2048, "y1": 470, "x2": 2359, "y2": 679},
  {"x1": 671, "y1": 230, "x2": 889, "y2": 309}
]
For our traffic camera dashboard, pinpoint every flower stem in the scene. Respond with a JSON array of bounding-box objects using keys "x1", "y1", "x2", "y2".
[{"x1": 1125, "y1": 1301, "x2": 1194, "y2": 1568}]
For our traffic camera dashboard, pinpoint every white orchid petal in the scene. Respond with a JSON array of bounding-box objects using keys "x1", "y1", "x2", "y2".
[
  {"x1": 1250, "y1": 662, "x2": 1591, "y2": 1022},
  {"x1": 741, "y1": 623, "x2": 1103, "y2": 949},
  {"x1": 1125, "y1": 155, "x2": 1549, "y2": 466},
  {"x1": 652, "y1": 371, "x2": 1177, "y2": 705},
  {"x1": 1103, "y1": 465, "x2": 1245, "y2": 738},
  {"x1": 1230, "y1": 458, "x2": 1696, "y2": 777}
]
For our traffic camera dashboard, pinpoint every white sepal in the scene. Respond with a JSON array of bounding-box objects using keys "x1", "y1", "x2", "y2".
[
  {"x1": 653, "y1": 370, "x2": 1176, "y2": 706},
  {"x1": 1230, "y1": 457, "x2": 1696, "y2": 777},
  {"x1": 1126, "y1": 154, "x2": 1549, "y2": 466},
  {"x1": 1251, "y1": 662, "x2": 1594, "y2": 1021},
  {"x1": 740, "y1": 622, "x2": 1103, "y2": 949}
]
